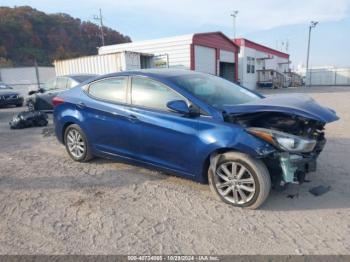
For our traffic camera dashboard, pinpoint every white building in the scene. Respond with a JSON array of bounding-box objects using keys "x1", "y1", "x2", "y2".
[
  {"x1": 98, "y1": 32, "x2": 240, "y2": 82},
  {"x1": 234, "y1": 38, "x2": 290, "y2": 89}
]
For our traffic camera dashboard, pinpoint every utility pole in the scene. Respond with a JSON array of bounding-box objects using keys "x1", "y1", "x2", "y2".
[
  {"x1": 34, "y1": 59, "x2": 40, "y2": 89},
  {"x1": 286, "y1": 39, "x2": 290, "y2": 72},
  {"x1": 306, "y1": 21, "x2": 318, "y2": 87},
  {"x1": 94, "y1": 8, "x2": 105, "y2": 46},
  {"x1": 230, "y1": 10, "x2": 239, "y2": 39}
]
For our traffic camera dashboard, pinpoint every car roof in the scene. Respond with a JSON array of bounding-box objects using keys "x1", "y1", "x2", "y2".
[
  {"x1": 101, "y1": 69, "x2": 200, "y2": 80},
  {"x1": 62, "y1": 74, "x2": 98, "y2": 82}
]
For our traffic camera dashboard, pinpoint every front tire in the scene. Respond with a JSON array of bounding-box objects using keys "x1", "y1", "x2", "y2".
[
  {"x1": 64, "y1": 124, "x2": 93, "y2": 162},
  {"x1": 27, "y1": 101, "x2": 35, "y2": 111},
  {"x1": 208, "y1": 152, "x2": 271, "y2": 209}
]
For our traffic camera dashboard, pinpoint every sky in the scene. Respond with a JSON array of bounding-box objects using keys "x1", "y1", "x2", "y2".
[{"x1": 1, "y1": 0, "x2": 350, "y2": 68}]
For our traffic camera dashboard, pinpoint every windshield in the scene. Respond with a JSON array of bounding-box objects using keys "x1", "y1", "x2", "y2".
[{"x1": 171, "y1": 73, "x2": 261, "y2": 110}]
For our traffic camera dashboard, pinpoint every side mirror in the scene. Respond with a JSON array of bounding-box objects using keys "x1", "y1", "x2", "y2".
[{"x1": 167, "y1": 100, "x2": 191, "y2": 115}]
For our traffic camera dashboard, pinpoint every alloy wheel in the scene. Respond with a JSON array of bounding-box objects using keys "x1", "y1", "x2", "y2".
[
  {"x1": 66, "y1": 129, "x2": 85, "y2": 159},
  {"x1": 214, "y1": 161, "x2": 256, "y2": 205}
]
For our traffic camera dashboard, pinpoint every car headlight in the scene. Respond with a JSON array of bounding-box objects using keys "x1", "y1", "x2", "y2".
[{"x1": 247, "y1": 127, "x2": 316, "y2": 153}]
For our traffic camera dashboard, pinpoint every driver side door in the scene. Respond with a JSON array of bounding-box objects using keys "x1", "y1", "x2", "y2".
[{"x1": 124, "y1": 76, "x2": 199, "y2": 176}]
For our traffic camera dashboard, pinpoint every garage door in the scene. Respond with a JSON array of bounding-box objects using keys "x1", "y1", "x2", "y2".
[{"x1": 194, "y1": 45, "x2": 216, "y2": 75}]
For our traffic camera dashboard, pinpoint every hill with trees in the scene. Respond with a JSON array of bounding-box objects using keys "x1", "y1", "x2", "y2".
[{"x1": 0, "y1": 6, "x2": 131, "y2": 67}]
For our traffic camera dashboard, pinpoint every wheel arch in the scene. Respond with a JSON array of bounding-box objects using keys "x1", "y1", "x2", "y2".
[
  {"x1": 61, "y1": 122, "x2": 75, "y2": 145},
  {"x1": 200, "y1": 147, "x2": 241, "y2": 184},
  {"x1": 199, "y1": 142, "x2": 275, "y2": 184}
]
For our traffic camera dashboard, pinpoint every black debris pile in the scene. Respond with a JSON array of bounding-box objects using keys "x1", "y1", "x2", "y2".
[
  {"x1": 309, "y1": 185, "x2": 331, "y2": 196},
  {"x1": 9, "y1": 111, "x2": 48, "y2": 129}
]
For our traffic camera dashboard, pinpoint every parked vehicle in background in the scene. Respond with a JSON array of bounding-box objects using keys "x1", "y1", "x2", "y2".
[
  {"x1": 26, "y1": 74, "x2": 97, "y2": 112},
  {"x1": 0, "y1": 82, "x2": 24, "y2": 108},
  {"x1": 0, "y1": 82, "x2": 13, "y2": 89},
  {"x1": 53, "y1": 69, "x2": 338, "y2": 209}
]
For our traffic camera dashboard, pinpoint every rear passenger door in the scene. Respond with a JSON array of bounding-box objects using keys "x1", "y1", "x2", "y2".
[
  {"x1": 82, "y1": 76, "x2": 140, "y2": 158},
  {"x1": 124, "y1": 76, "x2": 198, "y2": 176}
]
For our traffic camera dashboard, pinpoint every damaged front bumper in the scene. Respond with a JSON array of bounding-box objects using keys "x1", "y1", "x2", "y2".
[
  {"x1": 264, "y1": 138, "x2": 326, "y2": 186},
  {"x1": 279, "y1": 153, "x2": 317, "y2": 183}
]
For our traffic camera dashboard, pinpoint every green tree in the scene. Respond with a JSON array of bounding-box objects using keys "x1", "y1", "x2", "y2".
[{"x1": 0, "y1": 6, "x2": 131, "y2": 66}]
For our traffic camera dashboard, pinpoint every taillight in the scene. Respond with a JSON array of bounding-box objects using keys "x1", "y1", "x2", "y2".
[{"x1": 52, "y1": 96, "x2": 64, "y2": 106}]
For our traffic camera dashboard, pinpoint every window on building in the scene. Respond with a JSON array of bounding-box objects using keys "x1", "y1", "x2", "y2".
[
  {"x1": 131, "y1": 77, "x2": 184, "y2": 111},
  {"x1": 251, "y1": 58, "x2": 255, "y2": 73},
  {"x1": 88, "y1": 77, "x2": 127, "y2": 103},
  {"x1": 247, "y1": 57, "x2": 251, "y2": 73},
  {"x1": 247, "y1": 57, "x2": 255, "y2": 74}
]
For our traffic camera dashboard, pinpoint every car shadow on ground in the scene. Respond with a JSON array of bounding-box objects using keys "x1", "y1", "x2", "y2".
[{"x1": 0, "y1": 165, "x2": 166, "y2": 191}]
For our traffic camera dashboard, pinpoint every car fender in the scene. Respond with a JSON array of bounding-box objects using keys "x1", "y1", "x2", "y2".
[
  {"x1": 54, "y1": 104, "x2": 88, "y2": 144},
  {"x1": 195, "y1": 125, "x2": 276, "y2": 182}
]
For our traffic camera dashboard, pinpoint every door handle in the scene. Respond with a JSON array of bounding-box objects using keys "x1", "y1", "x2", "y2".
[
  {"x1": 77, "y1": 102, "x2": 86, "y2": 109},
  {"x1": 127, "y1": 114, "x2": 139, "y2": 122}
]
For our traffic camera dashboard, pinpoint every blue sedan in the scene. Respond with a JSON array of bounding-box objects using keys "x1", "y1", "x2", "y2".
[{"x1": 53, "y1": 69, "x2": 338, "y2": 209}]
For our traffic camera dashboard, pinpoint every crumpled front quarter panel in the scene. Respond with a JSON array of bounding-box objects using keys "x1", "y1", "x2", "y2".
[{"x1": 193, "y1": 117, "x2": 276, "y2": 181}]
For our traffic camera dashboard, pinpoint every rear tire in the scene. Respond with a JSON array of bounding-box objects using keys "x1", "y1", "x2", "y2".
[
  {"x1": 64, "y1": 124, "x2": 93, "y2": 162},
  {"x1": 208, "y1": 152, "x2": 271, "y2": 209}
]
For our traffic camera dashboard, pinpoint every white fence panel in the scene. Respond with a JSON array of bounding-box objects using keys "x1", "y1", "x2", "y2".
[{"x1": 306, "y1": 68, "x2": 350, "y2": 86}]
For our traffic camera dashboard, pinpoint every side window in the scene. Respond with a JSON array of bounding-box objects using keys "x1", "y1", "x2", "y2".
[
  {"x1": 67, "y1": 78, "x2": 78, "y2": 89},
  {"x1": 88, "y1": 77, "x2": 127, "y2": 103},
  {"x1": 56, "y1": 77, "x2": 68, "y2": 89},
  {"x1": 131, "y1": 77, "x2": 184, "y2": 111},
  {"x1": 42, "y1": 78, "x2": 56, "y2": 91}
]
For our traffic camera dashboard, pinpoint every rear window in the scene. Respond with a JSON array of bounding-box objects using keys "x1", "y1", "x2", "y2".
[{"x1": 88, "y1": 77, "x2": 127, "y2": 103}]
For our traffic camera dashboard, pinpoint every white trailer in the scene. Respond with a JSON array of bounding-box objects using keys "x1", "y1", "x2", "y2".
[{"x1": 53, "y1": 51, "x2": 154, "y2": 76}]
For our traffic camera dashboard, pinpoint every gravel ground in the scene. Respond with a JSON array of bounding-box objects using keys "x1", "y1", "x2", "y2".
[{"x1": 0, "y1": 86, "x2": 349, "y2": 255}]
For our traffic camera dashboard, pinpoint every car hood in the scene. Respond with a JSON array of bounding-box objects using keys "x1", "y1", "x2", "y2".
[
  {"x1": 223, "y1": 94, "x2": 339, "y2": 123},
  {"x1": 0, "y1": 90, "x2": 20, "y2": 96}
]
